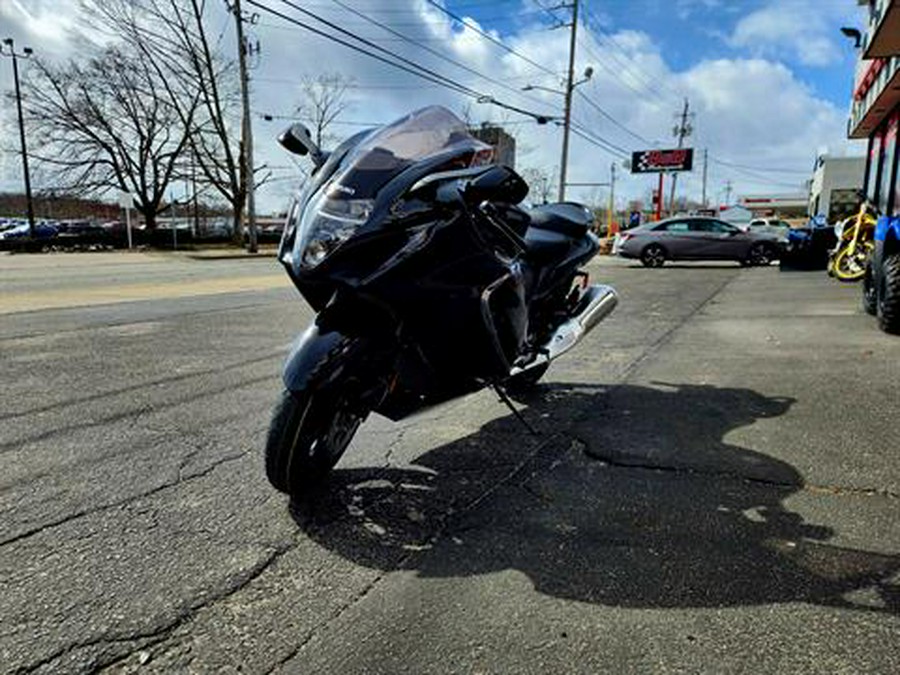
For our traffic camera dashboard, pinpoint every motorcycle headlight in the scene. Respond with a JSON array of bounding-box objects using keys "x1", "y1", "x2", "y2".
[{"x1": 296, "y1": 190, "x2": 373, "y2": 270}]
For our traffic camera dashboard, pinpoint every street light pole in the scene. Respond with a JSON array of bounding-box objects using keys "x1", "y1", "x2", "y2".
[
  {"x1": 558, "y1": 0, "x2": 579, "y2": 203},
  {"x1": 2, "y1": 38, "x2": 36, "y2": 240}
]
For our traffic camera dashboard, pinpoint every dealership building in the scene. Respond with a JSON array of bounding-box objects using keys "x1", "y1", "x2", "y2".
[
  {"x1": 849, "y1": 0, "x2": 900, "y2": 216},
  {"x1": 808, "y1": 155, "x2": 867, "y2": 222}
]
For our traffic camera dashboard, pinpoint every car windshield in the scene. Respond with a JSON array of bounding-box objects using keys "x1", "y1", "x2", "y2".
[{"x1": 327, "y1": 106, "x2": 491, "y2": 201}]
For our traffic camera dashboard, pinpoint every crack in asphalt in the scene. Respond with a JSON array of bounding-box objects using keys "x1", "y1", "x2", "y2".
[
  {"x1": 578, "y1": 443, "x2": 900, "y2": 500},
  {"x1": 616, "y1": 270, "x2": 740, "y2": 383},
  {"x1": 0, "y1": 350, "x2": 283, "y2": 423},
  {"x1": 0, "y1": 296, "x2": 288, "y2": 344},
  {"x1": 0, "y1": 371, "x2": 275, "y2": 454},
  {"x1": 0, "y1": 448, "x2": 253, "y2": 549},
  {"x1": 16, "y1": 540, "x2": 297, "y2": 675}
]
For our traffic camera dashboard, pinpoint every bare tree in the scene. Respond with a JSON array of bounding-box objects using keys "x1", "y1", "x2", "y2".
[
  {"x1": 520, "y1": 166, "x2": 556, "y2": 204},
  {"x1": 82, "y1": 0, "x2": 249, "y2": 240},
  {"x1": 294, "y1": 73, "x2": 354, "y2": 148},
  {"x1": 23, "y1": 46, "x2": 199, "y2": 230}
]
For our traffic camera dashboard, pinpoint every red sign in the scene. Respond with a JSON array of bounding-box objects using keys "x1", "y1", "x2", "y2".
[{"x1": 632, "y1": 148, "x2": 694, "y2": 173}]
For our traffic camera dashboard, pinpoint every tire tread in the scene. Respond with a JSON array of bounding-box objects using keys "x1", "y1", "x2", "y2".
[{"x1": 878, "y1": 253, "x2": 900, "y2": 333}]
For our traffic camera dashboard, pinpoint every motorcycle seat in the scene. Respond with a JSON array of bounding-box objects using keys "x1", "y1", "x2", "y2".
[
  {"x1": 524, "y1": 226, "x2": 572, "y2": 263},
  {"x1": 526, "y1": 203, "x2": 592, "y2": 239}
]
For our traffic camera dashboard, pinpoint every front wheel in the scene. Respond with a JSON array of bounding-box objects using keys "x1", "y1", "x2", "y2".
[
  {"x1": 265, "y1": 389, "x2": 363, "y2": 497},
  {"x1": 832, "y1": 243, "x2": 872, "y2": 282},
  {"x1": 877, "y1": 252, "x2": 900, "y2": 334}
]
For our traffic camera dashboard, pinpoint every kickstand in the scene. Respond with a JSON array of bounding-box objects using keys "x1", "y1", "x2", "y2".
[{"x1": 492, "y1": 384, "x2": 540, "y2": 436}]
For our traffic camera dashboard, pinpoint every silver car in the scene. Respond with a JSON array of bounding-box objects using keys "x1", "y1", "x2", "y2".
[{"x1": 616, "y1": 216, "x2": 782, "y2": 267}]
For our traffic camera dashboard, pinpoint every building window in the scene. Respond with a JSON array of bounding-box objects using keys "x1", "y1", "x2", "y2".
[{"x1": 880, "y1": 112, "x2": 897, "y2": 215}]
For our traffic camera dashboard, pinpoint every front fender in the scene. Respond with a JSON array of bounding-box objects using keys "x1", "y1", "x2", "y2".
[{"x1": 282, "y1": 324, "x2": 357, "y2": 393}]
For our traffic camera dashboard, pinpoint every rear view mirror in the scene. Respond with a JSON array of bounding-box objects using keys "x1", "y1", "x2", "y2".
[
  {"x1": 465, "y1": 165, "x2": 529, "y2": 205},
  {"x1": 278, "y1": 124, "x2": 326, "y2": 167}
]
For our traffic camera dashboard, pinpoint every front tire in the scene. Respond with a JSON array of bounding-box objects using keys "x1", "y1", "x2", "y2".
[
  {"x1": 265, "y1": 389, "x2": 362, "y2": 497},
  {"x1": 877, "y1": 252, "x2": 900, "y2": 334},
  {"x1": 832, "y1": 243, "x2": 872, "y2": 282}
]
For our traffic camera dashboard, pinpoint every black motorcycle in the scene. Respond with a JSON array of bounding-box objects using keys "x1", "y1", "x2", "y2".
[{"x1": 267, "y1": 106, "x2": 617, "y2": 497}]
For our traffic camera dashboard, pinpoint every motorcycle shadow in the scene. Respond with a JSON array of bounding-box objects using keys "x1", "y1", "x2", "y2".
[{"x1": 289, "y1": 382, "x2": 899, "y2": 615}]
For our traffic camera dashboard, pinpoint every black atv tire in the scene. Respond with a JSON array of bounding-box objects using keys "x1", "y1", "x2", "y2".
[
  {"x1": 640, "y1": 244, "x2": 666, "y2": 268},
  {"x1": 265, "y1": 389, "x2": 361, "y2": 497},
  {"x1": 863, "y1": 260, "x2": 877, "y2": 316},
  {"x1": 877, "y1": 252, "x2": 900, "y2": 334}
]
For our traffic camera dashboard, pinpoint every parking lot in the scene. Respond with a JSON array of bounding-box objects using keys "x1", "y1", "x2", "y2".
[{"x1": 1, "y1": 251, "x2": 898, "y2": 674}]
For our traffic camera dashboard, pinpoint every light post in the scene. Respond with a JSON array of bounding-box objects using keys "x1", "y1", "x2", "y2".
[
  {"x1": 523, "y1": 65, "x2": 593, "y2": 202},
  {"x1": 1, "y1": 38, "x2": 35, "y2": 240}
]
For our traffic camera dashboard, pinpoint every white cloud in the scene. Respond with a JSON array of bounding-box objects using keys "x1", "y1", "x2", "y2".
[
  {"x1": 728, "y1": 1, "x2": 861, "y2": 68},
  {"x1": 1, "y1": 0, "x2": 81, "y2": 53}
]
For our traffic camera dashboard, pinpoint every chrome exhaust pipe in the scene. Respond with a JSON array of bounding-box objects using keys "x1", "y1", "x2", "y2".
[{"x1": 510, "y1": 284, "x2": 618, "y2": 375}]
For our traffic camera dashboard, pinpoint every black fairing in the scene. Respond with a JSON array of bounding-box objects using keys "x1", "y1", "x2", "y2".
[{"x1": 277, "y1": 109, "x2": 599, "y2": 420}]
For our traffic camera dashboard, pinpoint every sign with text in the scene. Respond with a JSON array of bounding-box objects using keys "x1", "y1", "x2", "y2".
[{"x1": 631, "y1": 148, "x2": 694, "y2": 174}]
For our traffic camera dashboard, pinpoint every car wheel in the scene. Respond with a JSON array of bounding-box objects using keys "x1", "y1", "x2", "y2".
[
  {"x1": 877, "y1": 252, "x2": 900, "y2": 334},
  {"x1": 746, "y1": 242, "x2": 774, "y2": 267},
  {"x1": 640, "y1": 244, "x2": 666, "y2": 268}
]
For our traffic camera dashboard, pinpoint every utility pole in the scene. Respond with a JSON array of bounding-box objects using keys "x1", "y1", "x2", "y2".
[
  {"x1": 701, "y1": 148, "x2": 708, "y2": 208},
  {"x1": 724, "y1": 180, "x2": 733, "y2": 207},
  {"x1": 2, "y1": 38, "x2": 36, "y2": 240},
  {"x1": 231, "y1": 0, "x2": 258, "y2": 253},
  {"x1": 558, "y1": 0, "x2": 579, "y2": 202},
  {"x1": 607, "y1": 162, "x2": 616, "y2": 232},
  {"x1": 668, "y1": 98, "x2": 692, "y2": 216}
]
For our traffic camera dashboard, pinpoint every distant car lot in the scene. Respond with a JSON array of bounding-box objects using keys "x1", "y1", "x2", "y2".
[{"x1": 617, "y1": 216, "x2": 783, "y2": 267}]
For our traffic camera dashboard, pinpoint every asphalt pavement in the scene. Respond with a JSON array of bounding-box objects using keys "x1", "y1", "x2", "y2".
[{"x1": 0, "y1": 251, "x2": 898, "y2": 674}]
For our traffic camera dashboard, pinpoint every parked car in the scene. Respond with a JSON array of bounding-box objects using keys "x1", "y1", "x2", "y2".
[
  {"x1": 748, "y1": 217, "x2": 791, "y2": 240},
  {"x1": 0, "y1": 222, "x2": 59, "y2": 240},
  {"x1": 616, "y1": 216, "x2": 782, "y2": 267}
]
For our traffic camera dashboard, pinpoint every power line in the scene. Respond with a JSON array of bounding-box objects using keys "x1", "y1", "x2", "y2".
[
  {"x1": 581, "y1": 1, "x2": 685, "y2": 103},
  {"x1": 246, "y1": 0, "x2": 557, "y2": 122},
  {"x1": 574, "y1": 89, "x2": 652, "y2": 146},
  {"x1": 424, "y1": 0, "x2": 558, "y2": 79},
  {"x1": 709, "y1": 157, "x2": 810, "y2": 175},
  {"x1": 576, "y1": 36, "x2": 666, "y2": 103},
  {"x1": 327, "y1": 0, "x2": 553, "y2": 111},
  {"x1": 568, "y1": 120, "x2": 631, "y2": 159}
]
